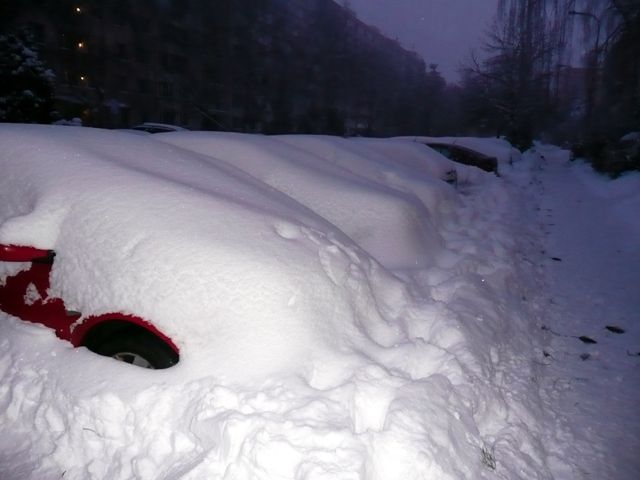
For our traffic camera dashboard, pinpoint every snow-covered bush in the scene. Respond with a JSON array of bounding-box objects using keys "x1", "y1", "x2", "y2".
[{"x1": 0, "y1": 33, "x2": 55, "y2": 124}]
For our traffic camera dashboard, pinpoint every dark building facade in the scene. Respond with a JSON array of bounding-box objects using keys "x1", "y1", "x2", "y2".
[{"x1": 2, "y1": 0, "x2": 430, "y2": 135}]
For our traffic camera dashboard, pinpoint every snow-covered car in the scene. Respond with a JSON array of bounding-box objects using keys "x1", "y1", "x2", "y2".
[
  {"x1": 0, "y1": 244, "x2": 179, "y2": 368},
  {"x1": 154, "y1": 131, "x2": 445, "y2": 268},
  {"x1": 350, "y1": 137, "x2": 458, "y2": 185},
  {"x1": 0, "y1": 125, "x2": 445, "y2": 372},
  {"x1": 396, "y1": 136, "x2": 523, "y2": 175},
  {"x1": 422, "y1": 142, "x2": 498, "y2": 174},
  {"x1": 272, "y1": 134, "x2": 461, "y2": 229},
  {"x1": 2, "y1": 125, "x2": 572, "y2": 479}
]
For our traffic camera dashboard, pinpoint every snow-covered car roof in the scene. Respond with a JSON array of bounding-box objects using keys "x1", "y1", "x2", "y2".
[
  {"x1": 350, "y1": 136, "x2": 456, "y2": 179},
  {"x1": 154, "y1": 131, "x2": 444, "y2": 269},
  {"x1": 272, "y1": 134, "x2": 467, "y2": 227},
  {"x1": 0, "y1": 124, "x2": 413, "y2": 381}
]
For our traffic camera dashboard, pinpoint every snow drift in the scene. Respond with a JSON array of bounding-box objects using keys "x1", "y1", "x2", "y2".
[{"x1": 1, "y1": 125, "x2": 560, "y2": 480}]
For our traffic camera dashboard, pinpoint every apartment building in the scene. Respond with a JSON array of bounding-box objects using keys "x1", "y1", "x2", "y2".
[{"x1": 3, "y1": 0, "x2": 428, "y2": 134}]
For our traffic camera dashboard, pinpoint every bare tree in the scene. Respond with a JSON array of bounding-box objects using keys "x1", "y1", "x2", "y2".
[{"x1": 461, "y1": 0, "x2": 575, "y2": 148}]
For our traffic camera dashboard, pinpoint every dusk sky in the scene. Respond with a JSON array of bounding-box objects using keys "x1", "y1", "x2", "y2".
[{"x1": 348, "y1": 0, "x2": 500, "y2": 83}]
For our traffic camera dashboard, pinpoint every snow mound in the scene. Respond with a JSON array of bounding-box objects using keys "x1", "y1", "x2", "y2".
[
  {"x1": 0, "y1": 124, "x2": 414, "y2": 383},
  {"x1": 154, "y1": 131, "x2": 442, "y2": 269},
  {"x1": 350, "y1": 137, "x2": 457, "y2": 179},
  {"x1": 533, "y1": 142, "x2": 572, "y2": 163},
  {"x1": 350, "y1": 136, "x2": 488, "y2": 188},
  {"x1": 1, "y1": 125, "x2": 556, "y2": 480},
  {"x1": 273, "y1": 134, "x2": 464, "y2": 227}
]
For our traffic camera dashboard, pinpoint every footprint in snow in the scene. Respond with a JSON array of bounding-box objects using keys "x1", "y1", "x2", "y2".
[
  {"x1": 578, "y1": 336, "x2": 597, "y2": 344},
  {"x1": 605, "y1": 325, "x2": 625, "y2": 334},
  {"x1": 541, "y1": 326, "x2": 598, "y2": 344}
]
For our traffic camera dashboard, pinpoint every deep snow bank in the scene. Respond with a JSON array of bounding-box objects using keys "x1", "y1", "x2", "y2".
[
  {"x1": 1, "y1": 126, "x2": 556, "y2": 480},
  {"x1": 0, "y1": 125, "x2": 413, "y2": 382}
]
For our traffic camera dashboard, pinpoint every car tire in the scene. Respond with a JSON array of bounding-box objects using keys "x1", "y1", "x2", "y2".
[{"x1": 82, "y1": 322, "x2": 178, "y2": 369}]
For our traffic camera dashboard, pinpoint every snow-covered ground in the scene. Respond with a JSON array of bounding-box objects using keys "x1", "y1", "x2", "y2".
[
  {"x1": 0, "y1": 125, "x2": 638, "y2": 479},
  {"x1": 529, "y1": 146, "x2": 640, "y2": 479}
]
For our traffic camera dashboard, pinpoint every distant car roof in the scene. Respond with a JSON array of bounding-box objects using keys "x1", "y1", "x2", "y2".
[
  {"x1": 425, "y1": 141, "x2": 494, "y2": 159},
  {"x1": 131, "y1": 123, "x2": 188, "y2": 133}
]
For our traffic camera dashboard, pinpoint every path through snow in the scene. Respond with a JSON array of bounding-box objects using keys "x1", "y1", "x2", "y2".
[{"x1": 533, "y1": 151, "x2": 640, "y2": 479}]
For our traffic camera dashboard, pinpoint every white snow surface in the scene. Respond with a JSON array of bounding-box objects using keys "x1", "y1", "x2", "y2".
[
  {"x1": 528, "y1": 144, "x2": 640, "y2": 479},
  {"x1": 1, "y1": 126, "x2": 638, "y2": 479}
]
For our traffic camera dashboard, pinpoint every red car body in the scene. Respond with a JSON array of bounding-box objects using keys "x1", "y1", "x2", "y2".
[{"x1": 0, "y1": 244, "x2": 178, "y2": 362}]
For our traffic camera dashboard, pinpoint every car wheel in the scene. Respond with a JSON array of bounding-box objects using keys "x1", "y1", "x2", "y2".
[{"x1": 82, "y1": 321, "x2": 178, "y2": 369}]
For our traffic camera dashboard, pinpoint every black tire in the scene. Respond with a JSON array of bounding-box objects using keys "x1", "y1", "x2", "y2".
[{"x1": 82, "y1": 321, "x2": 178, "y2": 369}]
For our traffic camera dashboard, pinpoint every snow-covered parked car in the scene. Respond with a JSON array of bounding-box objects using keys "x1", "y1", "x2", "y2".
[
  {"x1": 423, "y1": 141, "x2": 499, "y2": 174},
  {"x1": 154, "y1": 131, "x2": 445, "y2": 268},
  {"x1": 0, "y1": 125, "x2": 567, "y2": 479},
  {"x1": 0, "y1": 125, "x2": 446, "y2": 371},
  {"x1": 350, "y1": 136, "x2": 458, "y2": 185},
  {"x1": 272, "y1": 134, "x2": 462, "y2": 229},
  {"x1": 0, "y1": 244, "x2": 179, "y2": 368},
  {"x1": 396, "y1": 136, "x2": 521, "y2": 175}
]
